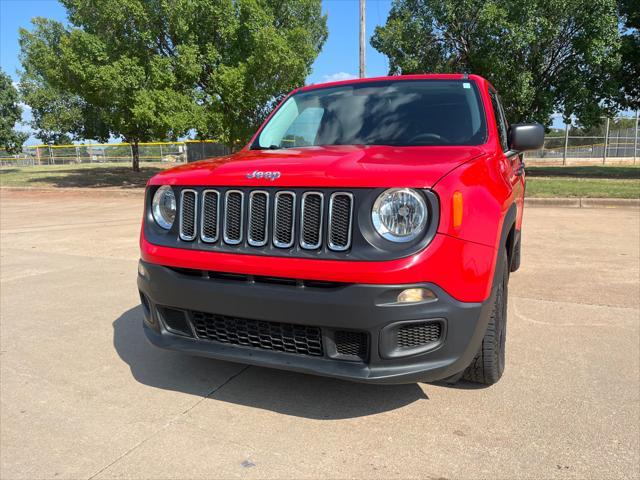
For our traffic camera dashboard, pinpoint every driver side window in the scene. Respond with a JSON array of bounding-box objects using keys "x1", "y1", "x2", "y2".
[{"x1": 490, "y1": 91, "x2": 509, "y2": 152}]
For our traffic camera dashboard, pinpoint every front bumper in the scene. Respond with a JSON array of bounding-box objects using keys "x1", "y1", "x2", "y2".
[{"x1": 137, "y1": 261, "x2": 494, "y2": 384}]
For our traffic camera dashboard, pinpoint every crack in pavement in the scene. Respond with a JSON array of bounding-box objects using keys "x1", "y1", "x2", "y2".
[
  {"x1": 512, "y1": 296, "x2": 639, "y2": 330},
  {"x1": 0, "y1": 247, "x2": 139, "y2": 268},
  {"x1": 86, "y1": 365, "x2": 251, "y2": 480},
  {"x1": 511, "y1": 294, "x2": 640, "y2": 311},
  {"x1": 1, "y1": 219, "x2": 139, "y2": 234}
]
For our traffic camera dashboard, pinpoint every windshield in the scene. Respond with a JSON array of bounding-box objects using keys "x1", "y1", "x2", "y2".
[{"x1": 253, "y1": 80, "x2": 487, "y2": 149}]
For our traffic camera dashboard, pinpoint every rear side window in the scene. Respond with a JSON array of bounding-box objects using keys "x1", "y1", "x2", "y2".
[{"x1": 490, "y1": 91, "x2": 509, "y2": 151}]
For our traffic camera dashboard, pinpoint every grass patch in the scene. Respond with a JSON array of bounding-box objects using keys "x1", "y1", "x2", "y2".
[
  {"x1": 0, "y1": 162, "x2": 174, "y2": 189},
  {"x1": 526, "y1": 165, "x2": 640, "y2": 198},
  {"x1": 526, "y1": 165, "x2": 640, "y2": 179},
  {"x1": 2, "y1": 161, "x2": 638, "y2": 198},
  {"x1": 526, "y1": 177, "x2": 640, "y2": 198}
]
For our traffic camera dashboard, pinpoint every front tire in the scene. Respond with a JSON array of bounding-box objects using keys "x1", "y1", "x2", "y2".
[{"x1": 462, "y1": 250, "x2": 509, "y2": 385}]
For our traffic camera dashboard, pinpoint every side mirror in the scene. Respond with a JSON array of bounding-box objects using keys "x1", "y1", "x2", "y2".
[{"x1": 507, "y1": 123, "x2": 544, "y2": 154}]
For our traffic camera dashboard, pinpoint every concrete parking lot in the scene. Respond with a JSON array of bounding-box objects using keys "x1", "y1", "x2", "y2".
[{"x1": 1, "y1": 188, "x2": 638, "y2": 480}]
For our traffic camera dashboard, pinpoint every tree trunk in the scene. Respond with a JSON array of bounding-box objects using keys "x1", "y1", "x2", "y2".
[{"x1": 131, "y1": 139, "x2": 140, "y2": 172}]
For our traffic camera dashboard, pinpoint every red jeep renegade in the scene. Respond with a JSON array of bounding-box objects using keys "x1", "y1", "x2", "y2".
[{"x1": 138, "y1": 74, "x2": 544, "y2": 385}]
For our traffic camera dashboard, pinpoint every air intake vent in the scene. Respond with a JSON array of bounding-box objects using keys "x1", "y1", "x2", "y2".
[
  {"x1": 179, "y1": 190, "x2": 197, "y2": 241},
  {"x1": 334, "y1": 330, "x2": 368, "y2": 360},
  {"x1": 300, "y1": 192, "x2": 323, "y2": 249},
  {"x1": 190, "y1": 310, "x2": 323, "y2": 356},
  {"x1": 223, "y1": 190, "x2": 244, "y2": 245},
  {"x1": 397, "y1": 322, "x2": 443, "y2": 348},
  {"x1": 328, "y1": 192, "x2": 353, "y2": 251},
  {"x1": 273, "y1": 191, "x2": 295, "y2": 248},
  {"x1": 200, "y1": 190, "x2": 220, "y2": 242},
  {"x1": 248, "y1": 191, "x2": 269, "y2": 246}
]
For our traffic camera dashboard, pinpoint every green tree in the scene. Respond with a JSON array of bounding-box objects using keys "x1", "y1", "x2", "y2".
[
  {"x1": 176, "y1": 0, "x2": 327, "y2": 150},
  {"x1": 19, "y1": 0, "x2": 327, "y2": 171},
  {"x1": 0, "y1": 69, "x2": 28, "y2": 154},
  {"x1": 371, "y1": 0, "x2": 621, "y2": 128},
  {"x1": 618, "y1": 0, "x2": 639, "y2": 110}
]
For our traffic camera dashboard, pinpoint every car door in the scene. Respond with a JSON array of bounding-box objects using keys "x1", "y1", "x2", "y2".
[{"x1": 490, "y1": 90, "x2": 525, "y2": 220}]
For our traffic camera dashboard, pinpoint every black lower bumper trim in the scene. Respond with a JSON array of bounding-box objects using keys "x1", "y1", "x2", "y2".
[
  {"x1": 190, "y1": 310, "x2": 325, "y2": 357},
  {"x1": 138, "y1": 262, "x2": 494, "y2": 384}
]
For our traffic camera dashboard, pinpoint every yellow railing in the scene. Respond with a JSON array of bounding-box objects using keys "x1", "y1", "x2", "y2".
[{"x1": 0, "y1": 140, "x2": 229, "y2": 166}]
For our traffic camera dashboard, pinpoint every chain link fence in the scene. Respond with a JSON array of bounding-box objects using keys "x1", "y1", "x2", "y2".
[
  {"x1": 527, "y1": 114, "x2": 639, "y2": 166},
  {"x1": 0, "y1": 141, "x2": 230, "y2": 167},
  {"x1": 2, "y1": 116, "x2": 638, "y2": 168}
]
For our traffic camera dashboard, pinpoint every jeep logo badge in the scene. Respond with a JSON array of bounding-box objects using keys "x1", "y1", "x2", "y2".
[{"x1": 246, "y1": 170, "x2": 281, "y2": 181}]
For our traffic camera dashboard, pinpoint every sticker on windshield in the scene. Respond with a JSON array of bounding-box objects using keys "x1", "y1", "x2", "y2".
[{"x1": 463, "y1": 82, "x2": 471, "y2": 89}]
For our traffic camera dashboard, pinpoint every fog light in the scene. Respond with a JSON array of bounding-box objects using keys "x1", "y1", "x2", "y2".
[
  {"x1": 397, "y1": 288, "x2": 437, "y2": 304},
  {"x1": 138, "y1": 261, "x2": 148, "y2": 279}
]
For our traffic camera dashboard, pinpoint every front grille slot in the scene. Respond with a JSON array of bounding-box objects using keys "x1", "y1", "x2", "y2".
[
  {"x1": 179, "y1": 190, "x2": 197, "y2": 241},
  {"x1": 334, "y1": 331, "x2": 368, "y2": 360},
  {"x1": 191, "y1": 311, "x2": 323, "y2": 356},
  {"x1": 328, "y1": 192, "x2": 353, "y2": 251},
  {"x1": 300, "y1": 192, "x2": 323, "y2": 249},
  {"x1": 200, "y1": 190, "x2": 220, "y2": 242},
  {"x1": 248, "y1": 191, "x2": 269, "y2": 246},
  {"x1": 397, "y1": 322, "x2": 443, "y2": 349},
  {"x1": 273, "y1": 191, "x2": 295, "y2": 248},
  {"x1": 223, "y1": 190, "x2": 244, "y2": 244}
]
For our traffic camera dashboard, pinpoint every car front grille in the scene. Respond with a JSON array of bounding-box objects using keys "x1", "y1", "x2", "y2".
[
  {"x1": 190, "y1": 310, "x2": 324, "y2": 357},
  {"x1": 178, "y1": 188, "x2": 354, "y2": 253}
]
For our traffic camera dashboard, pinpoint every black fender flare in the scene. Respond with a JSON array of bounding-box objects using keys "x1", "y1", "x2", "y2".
[{"x1": 492, "y1": 203, "x2": 517, "y2": 289}]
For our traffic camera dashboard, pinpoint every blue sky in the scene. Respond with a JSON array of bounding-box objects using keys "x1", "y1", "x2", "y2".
[
  {"x1": 0, "y1": 0, "x2": 394, "y2": 143},
  {"x1": 1, "y1": 0, "x2": 393, "y2": 83},
  {"x1": 1, "y1": 1, "x2": 69, "y2": 79},
  {"x1": 2, "y1": 0, "x2": 572, "y2": 143}
]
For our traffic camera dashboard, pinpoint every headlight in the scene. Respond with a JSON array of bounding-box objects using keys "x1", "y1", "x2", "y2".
[
  {"x1": 371, "y1": 188, "x2": 427, "y2": 242},
  {"x1": 152, "y1": 185, "x2": 176, "y2": 230}
]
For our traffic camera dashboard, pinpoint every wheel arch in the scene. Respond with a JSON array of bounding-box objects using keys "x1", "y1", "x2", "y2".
[{"x1": 494, "y1": 203, "x2": 517, "y2": 288}]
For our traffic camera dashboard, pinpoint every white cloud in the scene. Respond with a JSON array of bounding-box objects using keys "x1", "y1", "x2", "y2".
[{"x1": 317, "y1": 72, "x2": 358, "y2": 84}]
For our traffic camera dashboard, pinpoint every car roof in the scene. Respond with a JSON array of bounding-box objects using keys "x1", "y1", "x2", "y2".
[{"x1": 299, "y1": 73, "x2": 491, "y2": 92}]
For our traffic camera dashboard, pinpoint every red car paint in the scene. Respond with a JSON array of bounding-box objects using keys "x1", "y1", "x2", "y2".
[{"x1": 141, "y1": 74, "x2": 526, "y2": 303}]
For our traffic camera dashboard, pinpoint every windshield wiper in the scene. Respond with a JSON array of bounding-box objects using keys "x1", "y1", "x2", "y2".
[{"x1": 250, "y1": 144, "x2": 282, "y2": 150}]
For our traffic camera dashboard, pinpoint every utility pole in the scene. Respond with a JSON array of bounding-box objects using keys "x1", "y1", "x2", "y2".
[
  {"x1": 359, "y1": 0, "x2": 366, "y2": 78},
  {"x1": 634, "y1": 110, "x2": 639, "y2": 165},
  {"x1": 563, "y1": 123, "x2": 569, "y2": 166},
  {"x1": 603, "y1": 117, "x2": 610, "y2": 165}
]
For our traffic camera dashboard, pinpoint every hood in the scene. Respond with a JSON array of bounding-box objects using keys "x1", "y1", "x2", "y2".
[{"x1": 149, "y1": 145, "x2": 487, "y2": 188}]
